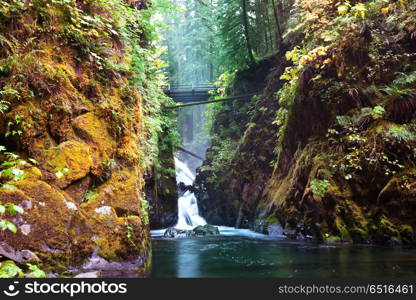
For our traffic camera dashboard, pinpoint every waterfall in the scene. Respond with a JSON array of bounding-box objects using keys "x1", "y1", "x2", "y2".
[{"x1": 174, "y1": 158, "x2": 207, "y2": 230}]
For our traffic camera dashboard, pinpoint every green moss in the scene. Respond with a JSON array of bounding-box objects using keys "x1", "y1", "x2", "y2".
[
  {"x1": 399, "y1": 225, "x2": 415, "y2": 244},
  {"x1": 326, "y1": 236, "x2": 341, "y2": 243},
  {"x1": 372, "y1": 217, "x2": 400, "y2": 243},
  {"x1": 41, "y1": 141, "x2": 93, "y2": 188},
  {"x1": 96, "y1": 238, "x2": 122, "y2": 261},
  {"x1": 267, "y1": 215, "x2": 281, "y2": 226},
  {"x1": 349, "y1": 227, "x2": 369, "y2": 243},
  {"x1": 335, "y1": 217, "x2": 353, "y2": 243}
]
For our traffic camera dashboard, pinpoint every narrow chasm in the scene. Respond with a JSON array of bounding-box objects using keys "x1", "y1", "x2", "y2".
[{"x1": 1, "y1": 0, "x2": 416, "y2": 279}]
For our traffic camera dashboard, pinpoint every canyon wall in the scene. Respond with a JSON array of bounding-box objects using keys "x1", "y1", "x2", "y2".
[
  {"x1": 196, "y1": 0, "x2": 416, "y2": 245},
  {"x1": 0, "y1": 0, "x2": 172, "y2": 275}
]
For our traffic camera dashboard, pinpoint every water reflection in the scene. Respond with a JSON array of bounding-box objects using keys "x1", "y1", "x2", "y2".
[
  {"x1": 176, "y1": 239, "x2": 201, "y2": 277},
  {"x1": 151, "y1": 234, "x2": 416, "y2": 278}
]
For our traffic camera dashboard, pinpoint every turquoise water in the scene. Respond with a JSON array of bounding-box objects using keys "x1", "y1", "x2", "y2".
[{"x1": 150, "y1": 228, "x2": 416, "y2": 278}]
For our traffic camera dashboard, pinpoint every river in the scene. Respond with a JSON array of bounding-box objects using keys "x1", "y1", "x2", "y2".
[
  {"x1": 149, "y1": 156, "x2": 416, "y2": 278},
  {"x1": 151, "y1": 227, "x2": 416, "y2": 278}
]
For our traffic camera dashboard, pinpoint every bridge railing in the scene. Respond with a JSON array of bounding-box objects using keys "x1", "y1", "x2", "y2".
[{"x1": 164, "y1": 84, "x2": 216, "y2": 94}]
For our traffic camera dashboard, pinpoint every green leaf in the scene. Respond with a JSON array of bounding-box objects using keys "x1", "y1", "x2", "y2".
[
  {"x1": 6, "y1": 204, "x2": 24, "y2": 215},
  {"x1": 0, "y1": 205, "x2": 5, "y2": 215},
  {"x1": 11, "y1": 168, "x2": 24, "y2": 181},
  {"x1": 0, "y1": 219, "x2": 17, "y2": 233},
  {"x1": 1, "y1": 184, "x2": 15, "y2": 191},
  {"x1": 1, "y1": 161, "x2": 16, "y2": 168},
  {"x1": 2, "y1": 168, "x2": 13, "y2": 178},
  {"x1": 0, "y1": 220, "x2": 7, "y2": 230},
  {"x1": 6, "y1": 221, "x2": 17, "y2": 233},
  {"x1": 26, "y1": 264, "x2": 46, "y2": 278},
  {"x1": 28, "y1": 158, "x2": 38, "y2": 165},
  {"x1": 0, "y1": 260, "x2": 24, "y2": 278}
]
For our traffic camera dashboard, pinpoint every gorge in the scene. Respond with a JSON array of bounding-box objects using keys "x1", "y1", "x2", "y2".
[{"x1": 0, "y1": 0, "x2": 416, "y2": 279}]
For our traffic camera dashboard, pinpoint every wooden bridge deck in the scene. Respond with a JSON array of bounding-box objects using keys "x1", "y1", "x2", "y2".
[
  {"x1": 164, "y1": 84, "x2": 215, "y2": 103},
  {"x1": 164, "y1": 84, "x2": 257, "y2": 108}
]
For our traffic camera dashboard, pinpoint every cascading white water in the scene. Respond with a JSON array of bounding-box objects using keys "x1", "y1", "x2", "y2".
[{"x1": 174, "y1": 158, "x2": 207, "y2": 230}]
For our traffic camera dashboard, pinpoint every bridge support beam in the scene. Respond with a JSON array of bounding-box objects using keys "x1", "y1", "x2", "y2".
[
  {"x1": 165, "y1": 93, "x2": 257, "y2": 109},
  {"x1": 176, "y1": 146, "x2": 204, "y2": 161}
]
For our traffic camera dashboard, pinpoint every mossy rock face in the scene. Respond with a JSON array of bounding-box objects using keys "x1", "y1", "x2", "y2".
[
  {"x1": 29, "y1": 133, "x2": 57, "y2": 157},
  {"x1": 69, "y1": 211, "x2": 149, "y2": 268},
  {"x1": 0, "y1": 167, "x2": 151, "y2": 271},
  {"x1": 92, "y1": 169, "x2": 142, "y2": 216},
  {"x1": 0, "y1": 180, "x2": 75, "y2": 268},
  {"x1": 349, "y1": 227, "x2": 369, "y2": 243},
  {"x1": 326, "y1": 236, "x2": 341, "y2": 243},
  {"x1": 378, "y1": 169, "x2": 416, "y2": 203},
  {"x1": 24, "y1": 167, "x2": 43, "y2": 181},
  {"x1": 72, "y1": 112, "x2": 117, "y2": 175},
  {"x1": 64, "y1": 176, "x2": 92, "y2": 203},
  {"x1": 0, "y1": 0, "x2": 153, "y2": 277},
  {"x1": 335, "y1": 217, "x2": 353, "y2": 243},
  {"x1": 372, "y1": 217, "x2": 401, "y2": 244},
  {"x1": 41, "y1": 141, "x2": 93, "y2": 188},
  {"x1": 399, "y1": 225, "x2": 415, "y2": 244},
  {"x1": 117, "y1": 133, "x2": 141, "y2": 165}
]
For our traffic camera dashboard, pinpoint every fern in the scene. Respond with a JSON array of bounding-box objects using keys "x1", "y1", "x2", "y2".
[
  {"x1": 0, "y1": 100, "x2": 8, "y2": 114},
  {"x1": 382, "y1": 71, "x2": 416, "y2": 98},
  {"x1": 387, "y1": 124, "x2": 416, "y2": 143}
]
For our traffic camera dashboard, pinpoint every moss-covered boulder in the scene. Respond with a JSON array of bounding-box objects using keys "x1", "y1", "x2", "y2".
[
  {"x1": 40, "y1": 141, "x2": 93, "y2": 188},
  {"x1": 0, "y1": 180, "x2": 75, "y2": 269},
  {"x1": 92, "y1": 169, "x2": 142, "y2": 216},
  {"x1": 72, "y1": 112, "x2": 117, "y2": 175},
  {"x1": 0, "y1": 0, "x2": 159, "y2": 277}
]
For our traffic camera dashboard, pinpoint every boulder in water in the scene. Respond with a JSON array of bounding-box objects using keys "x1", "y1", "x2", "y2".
[
  {"x1": 163, "y1": 225, "x2": 220, "y2": 237},
  {"x1": 164, "y1": 227, "x2": 195, "y2": 238},
  {"x1": 193, "y1": 225, "x2": 220, "y2": 236}
]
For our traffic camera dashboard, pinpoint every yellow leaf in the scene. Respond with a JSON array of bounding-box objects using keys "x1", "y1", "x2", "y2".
[
  {"x1": 89, "y1": 29, "x2": 99, "y2": 37},
  {"x1": 381, "y1": 7, "x2": 389, "y2": 14},
  {"x1": 337, "y1": 5, "x2": 349, "y2": 15}
]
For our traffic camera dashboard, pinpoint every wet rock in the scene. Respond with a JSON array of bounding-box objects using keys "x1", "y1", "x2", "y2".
[
  {"x1": 81, "y1": 251, "x2": 145, "y2": 273},
  {"x1": 326, "y1": 236, "x2": 341, "y2": 243},
  {"x1": 0, "y1": 242, "x2": 21, "y2": 262},
  {"x1": 163, "y1": 225, "x2": 220, "y2": 237},
  {"x1": 268, "y1": 224, "x2": 284, "y2": 237},
  {"x1": 20, "y1": 250, "x2": 40, "y2": 262},
  {"x1": 19, "y1": 224, "x2": 32, "y2": 236},
  {"x1": 64, "y1": 200, "x2": 78, "y2": 211},
  {"x1": 0, "y1": 180, "x2": 74, "y2": 256},
  {"x1": 0, "y1": 242, "x2": 40, "y2": 262},
  {"x1": 193, "y1": 224, "x2": 220, "y2": 236},
  {"x1": 283, "y1": 227, "x2": 298, "y2": 239},
  {"x1": 93, "y1": 169, "x2": 141, "y2": 215},
  {"x1": 74, "y1": 271, "x2": 102, "y2": 278},
  {"x1": 164, "y1": 227, "x2": 194, "y2": 238}
]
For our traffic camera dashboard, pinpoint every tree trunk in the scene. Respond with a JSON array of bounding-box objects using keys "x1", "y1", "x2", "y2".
[
  {"x1": 271, "y1": 0, "x2": 283, "y2": 46},
  {"x1": 241, "y1": 0, "x2": 256, "y2": 65}
]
